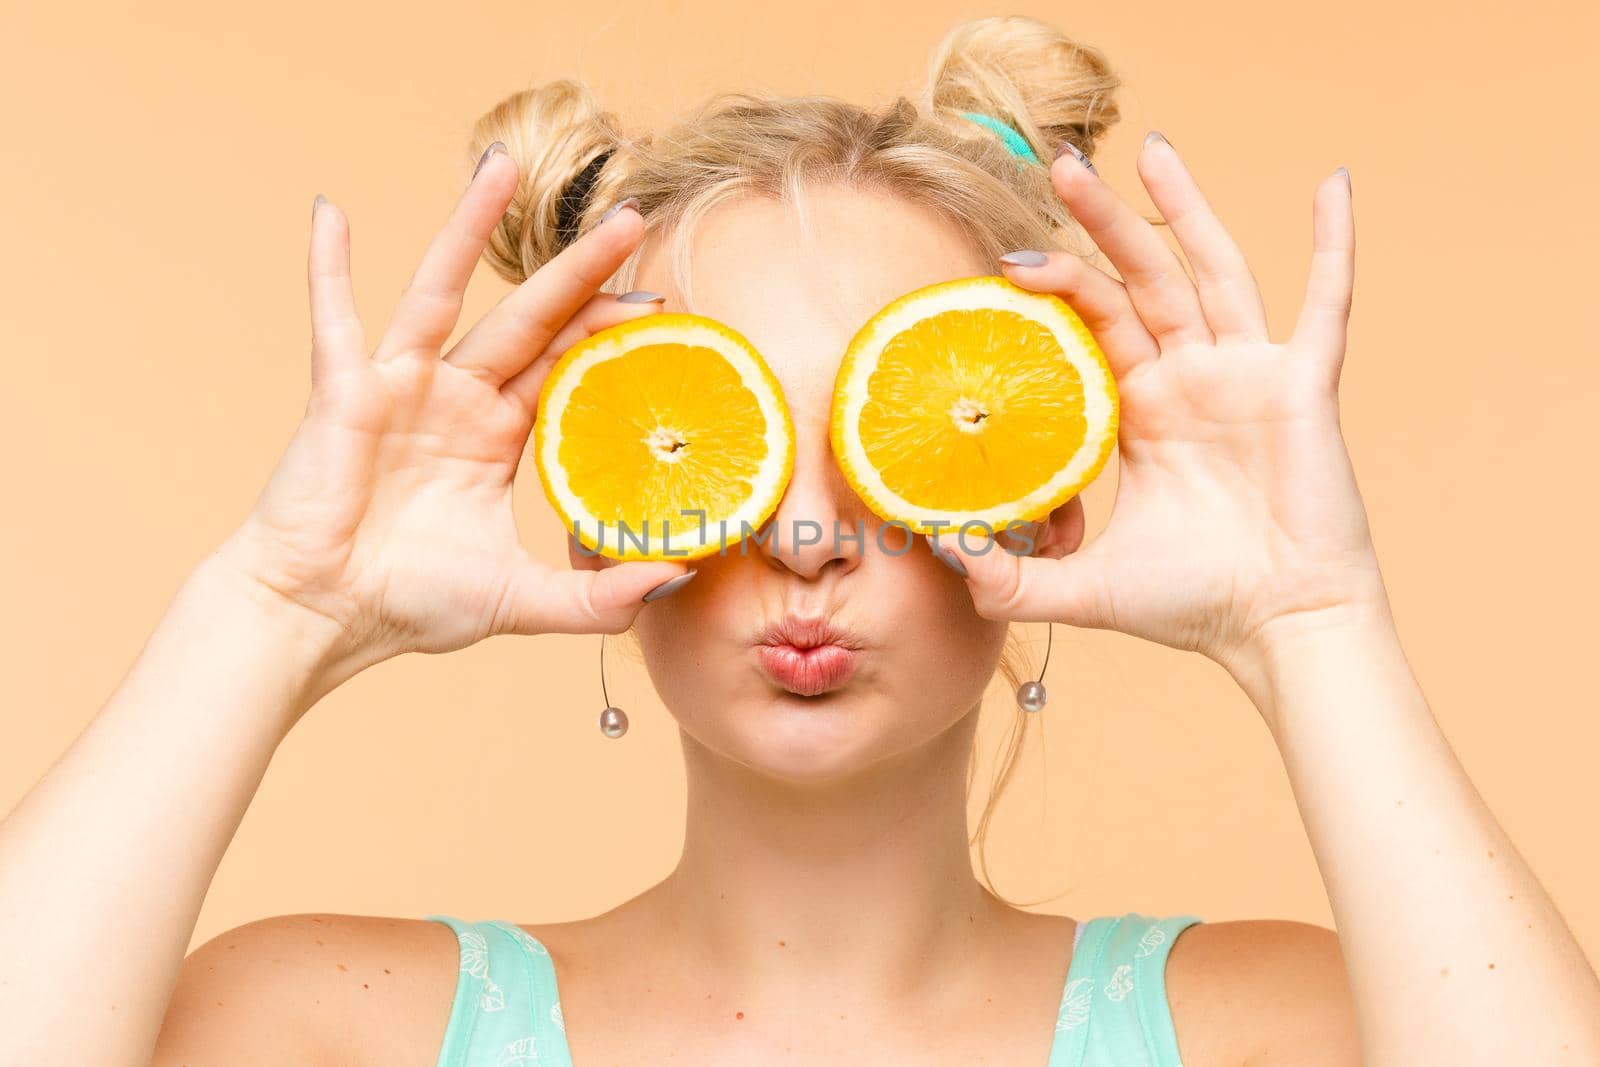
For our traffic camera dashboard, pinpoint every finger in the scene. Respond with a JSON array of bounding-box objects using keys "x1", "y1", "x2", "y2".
[
  {"x1": 928, "y1": 530, "x2": 1112, "y2": 629},
  {"x1": 499, "y1": 289, "x2": 667, "y2": 415},
  {"x1": 374, "y1": 144, "x2": 518, "y2": 362},
  {"x1": 443, "y1": 198, "x2": 647, "y2": 386},
  {"x1": 496, "y1": 552, "x2": 695, "y2": 636},
  {"x1": 998, "y1": 250, "x2": 1159, "y2": 378},
  {"x1": 1288, "y1": 169, "x2": 1356, "y2": 383},
  {"x1": 307, "y1": 195, "x2": 367, "y2": 386},
  {"x1": 1050, "y1": 139, "x2": 1214, "y2": 350},
  {"x1": 1135, "y1": 136, "x2": 1270, "y2": 343}
]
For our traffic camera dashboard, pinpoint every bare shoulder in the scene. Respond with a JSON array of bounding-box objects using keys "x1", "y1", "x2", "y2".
[
  {"x1": 153, "y1": 912, "x2": 461, "y2": 1067},
  {"x1": 1165, "y1": 918, "x2": 1360, "y2": 1067}
]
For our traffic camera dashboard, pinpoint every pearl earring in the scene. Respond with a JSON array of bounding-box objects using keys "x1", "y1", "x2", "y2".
[
  {"x1": 597, "y1": 633, "x2": 629, "y2": 738},
  {"x1": 1015, "y1": 622, "x2": 1052, "y2": 713}
]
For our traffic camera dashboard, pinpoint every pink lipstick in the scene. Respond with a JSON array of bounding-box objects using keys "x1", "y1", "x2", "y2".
[{"x1": 754, "y1": 616, "x2": 862, "y2": 697}]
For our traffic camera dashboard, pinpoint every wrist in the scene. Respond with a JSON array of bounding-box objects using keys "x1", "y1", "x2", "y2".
[
  {"x1": 1220, "y1": 596, "x2": 1404, "y2": 731},
  {"x1": 185, "y1": 540, "x2": 380, "y2": 713}
]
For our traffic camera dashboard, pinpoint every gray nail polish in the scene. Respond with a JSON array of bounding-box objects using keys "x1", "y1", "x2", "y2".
[
  {"x1": 1055, "y1": 141, "x2": 1098, "y2": 174},
  {"x1": 1334, "y1": 166, "x2": 1351, "y2": 191},
  {"x1": 312, "y1": 193, "x2": 326, "y2": 219},
  {"x1": 598, "y1": 196, "x2": 641, "y2": 225},
  {"x1": 1144, "y1": 130, "x2": 1170, "y2": 148},
  {"x1": 642, "y1": 569, "x2": 697, "y2": 602},
  {"x1": 472, "y1": 140, "x2": 507, "y2": 180},
  {"x1": 617, "y1": 290, "x2": 666, "y2": 303},
  {"x1": 999, "y1": 250, "x2": 1049, "y2": 267},
  {"x1": 928, "y1": 539, "x2": 969, "y2": 578}
]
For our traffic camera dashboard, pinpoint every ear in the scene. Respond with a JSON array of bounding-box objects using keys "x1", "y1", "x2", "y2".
[
  {"x1": 998, "y1": 495, "x2": 1085, "y2": 559},
  {"x1": 567, "y1": 532, "x2": 615, "y2": 573}
]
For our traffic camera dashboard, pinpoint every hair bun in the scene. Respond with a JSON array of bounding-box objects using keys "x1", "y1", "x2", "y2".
[
  {"x1": 468, "y1": 79, "x2": 625, "y2": 284},
  {"x1": 925, "y1": 16, "x2": 1121, "y2": 166},
  {"x1": 555, "y1": 148, "x2": 616, "y2": 247}
]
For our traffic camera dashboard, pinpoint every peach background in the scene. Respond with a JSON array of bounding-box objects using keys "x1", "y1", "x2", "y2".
[{"x1": 3, "y1": 1, "x2": 1597, "y2": 958}]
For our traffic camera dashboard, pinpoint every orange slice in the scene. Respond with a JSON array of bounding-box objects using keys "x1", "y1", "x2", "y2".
[
  {"x1": 534, "y1": 313, "x2": 795, "y2": 561},
  {"x1": 830, "y1": 276, "x2": 1118, "y2": 536}
]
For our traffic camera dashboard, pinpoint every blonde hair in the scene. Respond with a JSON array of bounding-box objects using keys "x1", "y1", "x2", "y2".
[{"x1": 471, "y1": 15, "x2": 1120, "y2": 903}]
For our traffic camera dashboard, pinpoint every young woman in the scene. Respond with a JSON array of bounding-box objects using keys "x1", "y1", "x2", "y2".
[{"x1": 2, "y1": 15, "x2": 1596, "y2": 1067}]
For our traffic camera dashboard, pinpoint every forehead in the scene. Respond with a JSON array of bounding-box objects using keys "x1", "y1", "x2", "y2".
[{"x1": 633, "y1": 183, "x2": 988, "y2": 410}]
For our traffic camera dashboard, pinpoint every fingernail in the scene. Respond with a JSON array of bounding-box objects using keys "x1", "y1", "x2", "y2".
[
  {"x1": 472, "y1": 140, "x2": 507, "y2": 181},
  {"x1": 598, "y1": 196, "x2": 641, "y2": 225},
  {"x1": 642, "y1": 568, "x2": 696, "y2": 602},
  {"x1": 617, "y1": 289, "x2": 666, "y2": 303},
  {"x1": 1054, "y1": 141, "x2": 1098, "y2": 174},
  {"x1": 926, "y1": 537, "x2": 969, "y2": 578},
  {"x1": 999, "y1": 250, "x2": 1049, "y2": 267},
  {"x1": 1334, "y1": 165, "x2": 1351, "y2": 192},
  {"x1": 312, "y1": 193, "x2": 327, "y2": 219},
  {"x1": 1144, "y1": 130, "x2": 1170, "y2": 148}
]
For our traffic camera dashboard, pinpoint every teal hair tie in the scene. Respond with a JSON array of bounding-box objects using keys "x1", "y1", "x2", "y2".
[{"x1": 958, "y1": 111, "x2": 1041, "y2": 164}]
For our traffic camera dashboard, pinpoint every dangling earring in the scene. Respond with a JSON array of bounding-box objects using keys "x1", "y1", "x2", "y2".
[
  {"x1": 597, "y1": 633, "x2": 629, "y2": 738},
  {"x1": 1015, "y1": 621, "x2": 1052, "y2": 713}
]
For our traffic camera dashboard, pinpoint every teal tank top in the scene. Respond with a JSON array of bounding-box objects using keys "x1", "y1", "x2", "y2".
[{"x1": 426, "y1": 912, "x2": 1202, "y2": 1066}]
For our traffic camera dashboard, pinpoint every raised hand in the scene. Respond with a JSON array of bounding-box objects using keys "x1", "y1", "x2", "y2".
[
  {"x1": 215, "y1": 150, "x2": 690, "y2": 665},
  {"x1": 939, "y1": 135, "x2": 1384, "y2": 673}
]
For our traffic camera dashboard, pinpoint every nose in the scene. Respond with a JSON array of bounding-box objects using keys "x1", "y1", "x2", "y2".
[{"x1": 754, "y1": 416, "x2": 869, "y2": 581}]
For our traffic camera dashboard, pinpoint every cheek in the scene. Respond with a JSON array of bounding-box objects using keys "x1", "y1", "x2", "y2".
[
  {"x1": 628, "y1": 578, "x2": 745, "y2": 715},
  {"x1": 890, "y1": 565, "x2": 1013, "y2": 714}
]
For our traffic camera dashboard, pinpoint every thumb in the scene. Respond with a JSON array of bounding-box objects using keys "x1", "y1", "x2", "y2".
[
  {"x1": 498, "y1": 554, "x2": 697, "y2": 636},
  {"x1": 927, "y1": 530, "x2": 1109, "y2": 628}
]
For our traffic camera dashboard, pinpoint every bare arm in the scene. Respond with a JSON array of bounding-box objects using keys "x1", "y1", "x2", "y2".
[
  {"x1": 0, "y1": 552, "x2": 365, "y2": 1065},
  {"x1": 943, "y1": 135, "x2": 1600, "y2": 1063},
  {"x1": 0, "y1": 148, "x2": 686, "y2": 1067},
  {"x1": 1230, "y1": 603, "x2": 1600, "y2": 1063}
]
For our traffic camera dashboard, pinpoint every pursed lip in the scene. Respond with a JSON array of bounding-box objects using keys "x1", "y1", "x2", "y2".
[{"x1": 753, "y1": 615, "x2": 864, "y2": 697}]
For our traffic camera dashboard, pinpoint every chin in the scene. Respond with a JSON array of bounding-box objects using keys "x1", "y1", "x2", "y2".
[
  {"x1": 743, "y1": 691, "x2": 895, "y2": 783},
  {"x1": 673, "y1": 681, "x2": 922, "y2": 787}
]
